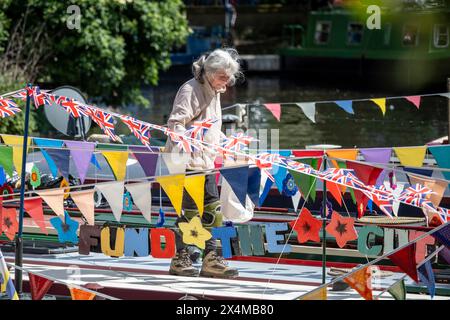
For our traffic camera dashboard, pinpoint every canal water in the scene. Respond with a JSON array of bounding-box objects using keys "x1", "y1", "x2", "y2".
[{"x1": 123, "y1": 70, "x2": 448, "y2": 150}]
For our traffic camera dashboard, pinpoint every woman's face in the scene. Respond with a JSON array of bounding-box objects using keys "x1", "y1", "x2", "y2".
[{"x1": 208, "y1": 70, "x2": 230, "y2": 92}]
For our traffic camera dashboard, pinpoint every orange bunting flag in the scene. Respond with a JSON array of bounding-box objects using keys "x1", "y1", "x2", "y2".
[
  {"x1": 69, "y1": 287, "x2": 96, "y2": 300},
  {"x1": 343, "y1": 266, "x2": 373, "y2": 300},
  {"x1": 299, "y1": 287, "x2": 328, "y2": 300}
]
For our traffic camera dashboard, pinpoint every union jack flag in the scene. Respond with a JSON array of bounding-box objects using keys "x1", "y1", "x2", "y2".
[
  {"x1": 167, "y1": 130, "x2": 200, "y2": 153},
  {"x1": 88, "y1": 108, "x2": 119, "y2": 141},
  {"x1": 185, "y1": 118, "x2": 218, "y2": 140},
  {"x1": 120, "y1": 116, "x2": 152, "y2": 147},
  {"x1": 222, "y1": 132, "x2": 255, "y2": 152},
  {"x1": 319, "y1": 168, "x2": 355, "y2": 186},
  {"x1": 398, "y1": 183, "x2": 434, "y2": 207},
  {"x1": 371, "y1": 192, "x2": 394, "y2": 218},
  {"x1": 0, "y1": 98, "x2": 21, "y2": 118},
  {"x1": 422, "y1": 202, "x2": 450, "y2": 224},
  {"x1": 253, "y1": 152, "x2": 277, "y2": 181},
  {"x1": 25, "y1": 86, "x2": 47, "y2": 109},
  {"x1": 11, "y1": 89, "x2": 27, "y2": 100},
  {"x1": 59, "y1": 97, "x2": 85, "y2": 118}
]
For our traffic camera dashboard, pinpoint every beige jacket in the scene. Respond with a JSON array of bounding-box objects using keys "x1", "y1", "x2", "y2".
[{"x1": 164, "y1": 77, "x2": 223, "y2": 170}]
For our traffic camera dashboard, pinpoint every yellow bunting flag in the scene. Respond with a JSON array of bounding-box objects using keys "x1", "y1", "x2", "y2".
[
  {"x1": 1, "y1": 135, "x2": 31, "y2": 177},
  {"x1": 299, "y1": 287, "x2": 328, "y2": 300},
  {"x1": 69, "y1": 287, "x2": 96, "y2": 300},
  {"x1": 184, "y1": 175, "x2": 205, "y2": 217},
  {"x1": 156, "y1": 174, "x2": 185, "y2": 216},
  {"x1": 178, "y1": 216, "x2": 212, "y2": 250},
  {"x1": 343, "y1": 267, "x2": 373, "y2": 300},
  {"x1": 102, "y1": 151, "x2": 129, "y2": 181},
  {"x1": 393, "y1": 146, "x2": 427, "y2": 167},
  {"x1": 326, "y1": 149, "x2": 358, "y2": 193},
  {"x1": 371, "y1": 98, "x2": 386, "y2": 116}
]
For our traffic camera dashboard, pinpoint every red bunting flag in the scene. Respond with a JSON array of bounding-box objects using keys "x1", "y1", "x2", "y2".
[
  {"x1": 29, "y1": 273, "x2": 54, "y2": 300},
  {"x1": 23, "y1": 198, "x2": 47, "y2": 235},
  {"x1": 388, "y1": 243, "x2": 419, "y2": 283}
]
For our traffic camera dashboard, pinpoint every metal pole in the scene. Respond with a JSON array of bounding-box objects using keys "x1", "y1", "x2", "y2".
[
  {"x1": 321, "y1": 154, "x2": 327, "y2": 284},
  {"x1": 14, "y1": 83, "x2": 32, "y2": 295},
  {"x1": 447, "y1": 78, "x2": 450, "y2": 141}
]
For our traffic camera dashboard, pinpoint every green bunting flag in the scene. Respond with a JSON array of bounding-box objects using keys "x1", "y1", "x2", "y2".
[{"x1": 388, "y1": 278, "x2": 406, "y2": 300}]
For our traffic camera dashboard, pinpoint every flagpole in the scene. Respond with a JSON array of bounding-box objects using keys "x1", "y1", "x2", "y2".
[
  {"x1": 14, "y1": 83, "x2": 32, "y2": 295},
  {"x1": 321, "y1": 154, "x2": 327, "y2": 284}
]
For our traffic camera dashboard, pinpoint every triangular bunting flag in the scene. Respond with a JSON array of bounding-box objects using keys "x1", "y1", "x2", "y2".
[
  {"x1": 439, "y1": 92, "x2": 450, "y2": 98},
  {"x1": 291, "y1": 190, "x2": 301, "y2": 212},
  {"x1": 29, "y1": 272, "x2": 54, "y2": 300},
  {"x1": 69, "y1": 287, "x2": 96, "y2": 300},
  {"x1": 247, "y1": 167, "x2": 261, "y2": 206},
  {"x1": 371, "y1": 98, "x2": 386, "y2": 116},
  {"x1": 388, "y1": 278, "x2": 406, "y2": 300},
  {"x1": 263, "y1": 103, "x2": 281, "y2": 121},
  {"x1": 299, "y1": 287, "x2": 327, "y2": 300},
  {"x1": 335, "y1": 100, "x2": 354, "y2": 114},
  {"x1": 326, "y1": 149, "x2": 358, "y2": 171},
  {"x1": 1, "y1": 135, "x2": 31, "y2": 177},
  {"x1": 296, "y1": 103, "x2": 316, "y2": 123},
  {"x1": 95, "y1": 181, "x2": 125, "y2": 222},
  {"x1": 102, "y1": 151, "x2": 128, "y2": 181},
  {"x1": 130, "y1": 146, "x2": 158, "y2": 178},
  {"x1": 327, "y1": 181, "x2": 343, "y2": 206},
  {"x1": 70, "y1": 189, "x2": 95, "y2": 225},
  {"x1": 418, "y1": 260, "x2": 435, "y2": 299},
  {"x1": 125, "y1": 182, "x2": 152, "y2": 223},
  {"x1": 64, "y1": 140, "x2": 95, "y2": 184},
  {"x1": 428, "y1": 145, "x2": 450, "y2": 183},
  {"x1": 405, "y1": 96, "x2": 421, "y2": 109},
  {"x1": 23, "y1": 198, "x2": 47, "y2": 234},
  {"x1": 157, "y1": 153, "x2": 187, "y2": 176},
  {"x1": 156, "y1": 175, "x2": 185, "y2": 216},
  {"x1": 220, "y1": 166, "x2": 249, "y2": 207},
  {"x1": 360, "y1": 148, "x2": 392, "y2": 186},
  {"x1": 0, "y1": 247, "x2": 19, "y2": 300},
  {"x1": 409, "y1": 175, "x2": 446, "y2": 207},
  {"x1": 393, "y1": 146, "x2": 427, "y2": 167},
  {"x1": 343, "y1": 266, "x2": 373, "y2": 300},
  {"x1": 36, "y1": 189, "x2": 65, "y2": 218},
  {"x1": 184, "y1": 175, "x2": 205, "y2": 217},
  {"x1": 388, "y1": 243, "x2": 419, "y2": 282},
  {"x1": 0, "y1": 146, "x2": 14, "y2": 177},
  {"x1": 259, "y1": 170, "x2": 273, "y2": 207},
  {"x1": 431, "y1": 223, "x2": 449, "y2": 248},
  {"x1": 45, "y1": 149, "x2": 71, "y2": 180},
  {"x1": 33, "y1": 138, "x2": 63, "y2": 177},
  {"x1": 273, "y1": 150, "x2": 291, "y2": 193}
]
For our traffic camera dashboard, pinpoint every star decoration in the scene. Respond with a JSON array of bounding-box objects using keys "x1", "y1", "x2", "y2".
[
  {"x1": 289, "y1": 208, "x2": 322, "y2": 243},
  {"x1": 178, "y1": 216, "x2": 212, "y2": 250},
  {"x1": 50, "y1": 211, "x2": 79, "y2": 244},
  {"x1": 325, "y1": 211, "x2": 358, "y2": 248},
  {"x1": 1, "y1": 207, "x2": 18, "y2": 241}
]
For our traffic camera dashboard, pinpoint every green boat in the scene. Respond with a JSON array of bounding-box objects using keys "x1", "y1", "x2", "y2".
[{"x1": 280, "y1": 2, "x2": 450, "y2": 89}]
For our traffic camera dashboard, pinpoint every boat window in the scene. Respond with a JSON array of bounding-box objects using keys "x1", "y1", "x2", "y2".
[
  {"x1": 434, "y1": 24, "x2": 449, "y2": 48},
  {"x1": 314, "y1": 21, "x2": 331, "y2": 45},
  {"x1": 347, "y1": 23, "x2": 363, "y2": 45},
  {"x1": 384, "y1": 23, "x2": 392, "y2": 46},
  {"x1": 402, "y1": 25, "x2": 419, "y2": 46}
]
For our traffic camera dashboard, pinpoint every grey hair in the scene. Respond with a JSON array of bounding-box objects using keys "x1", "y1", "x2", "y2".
[{"x1": 192, "y1": 48, "x2": 243, "y2": 86}]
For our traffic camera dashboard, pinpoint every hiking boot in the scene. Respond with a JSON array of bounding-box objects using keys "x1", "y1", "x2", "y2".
[
  {"x1": 169, "y1": 249, "x2": 199, "y2": 277},
  {"x1": 200, "y1": 251, "x2": 239, "y2": 278}
]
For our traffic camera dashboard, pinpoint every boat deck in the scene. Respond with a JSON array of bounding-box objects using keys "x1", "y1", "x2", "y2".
[{"x1": 4, "y1": 252, "x2": 448, "y2": 300}]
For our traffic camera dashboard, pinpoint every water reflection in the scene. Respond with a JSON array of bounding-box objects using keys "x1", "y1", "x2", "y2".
[{"x1": 127, "y1": 72, "x2": 448, "y2": 149}]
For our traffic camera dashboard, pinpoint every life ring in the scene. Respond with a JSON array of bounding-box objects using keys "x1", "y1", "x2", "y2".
[{"x1": 0, "y1": 184, "x2": 14, "y2": 200}]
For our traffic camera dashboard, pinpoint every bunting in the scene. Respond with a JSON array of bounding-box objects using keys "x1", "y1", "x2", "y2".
[
  {"x1": 69, "y1": 287, "x2": 96, "y2": 300},
  {"x1": 184, "y1": 175, "x2": 205, "y2": 217},
  {"x1": 130, "y1": 146, "x2": 158, "y2": 178},
  {"x1": 371, "y1": 98, "x2": 386, "y2": 116},
  {"x1": 428, "y1": 145, "x2": 450, "y2": 184},
  {"x1": 36, "y1": 189, "x2": 65, "y2": 219},
  {"x1": 1, "y1": 135, "x2": 31, "y2": 177},
  {"x1": 102, "y1": 151, "x2": 128, "y2": 181},
  {"x1": 220, "y1": 166, "x2": 249, "y2": 208},
  {"x1": 95, "y1": 181, "x2": 125, "y2": 222},
  {"x1": 29, "y1": 273, "x2": 54, "y2": 300},
  {"x1": 263, "y1": 103, "x2": 281, "y2": 121},
  {"x1": 23, "y1": 198, "x2": 47, "y2": 234},
  {"x1": 0, "y1": 146, "x2": 14, "y2": 176},
  {"x1": 296, "y1": 103, "x2": 316, "y2": 123},
  {"x1": 299, "y1": 287, "x2": 327, "y2": 300},
  {"x1": 405, "y1": 96, "x2": 421, "y2": 109},
  {"x1": 388, "y1": 243, "x2": 419, "y2": 282},
  {"x1": 33, "y1": 138, "x2": 62, "y2": 177},
  {"x1": 335, "y1": 100, "x2": 354, "y2": 114},
  {"x1": 343, "y1": 266, "x2": 373, "y2": 300},
  {"x1": 125, "y1": 182, "x2": 152, "y2": 223},
  {"x1": 418, "y1": 260, "x2": 435, "y2": 299},
  {"x1": 45, "y1": 149, "x2": 71, "y2": 180},
  {"x1": 64, "y1": 140, "x2": 95, "y2": 184},
  {"x1": 247, "y1": 166, "x2": 261, "y2": 206},
  {"x1": 359, "y1": 148, "x2": 392, "y2": 186},
  {"x1": 70, "y1": 189, "x2": 95, "y2": 225},
  {"x1": 393, "y1": 146, "x2": 427, "y2": 167},
  {"x1": 388, "y1": 278, "x2": 406, "y2": 300},
  {"x1": 156, "y1": 175, "x2": 185, "y2": 216},
  {"x1": 0, "y1": 248, "x2": 19, "y2": 300},
  {"x1": 0, "y1": 98, "x2": 21, "y2": 118}
]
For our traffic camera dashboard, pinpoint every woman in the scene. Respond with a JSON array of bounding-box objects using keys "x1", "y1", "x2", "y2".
[{"x1": 165, "y1": 48, "x2": 242, "y2": 278}]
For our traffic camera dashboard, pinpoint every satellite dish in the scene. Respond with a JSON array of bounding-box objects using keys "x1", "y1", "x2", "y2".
[{"x1": 44, "y1": 86, "x2": 91, "y2": 139}]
